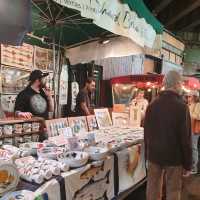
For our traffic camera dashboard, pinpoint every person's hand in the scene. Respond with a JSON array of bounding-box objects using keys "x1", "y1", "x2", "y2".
[
  {"x1": 43, "y1": 87, "x2": 52, "y2": 99},
  {"x1": 183, "y1": 170, "x2": 191, "y2": 177},
  {"x1": 17, "y1": 112, "x2": 32, "y2": 119}
]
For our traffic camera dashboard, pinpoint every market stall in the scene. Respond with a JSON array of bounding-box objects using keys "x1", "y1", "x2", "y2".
[
  {"x1": 0, "y1": 109, "x2": 146, "y2": 200},
  {"x1": 111, "y1": 74, "x2": 164, "y2": 105}
]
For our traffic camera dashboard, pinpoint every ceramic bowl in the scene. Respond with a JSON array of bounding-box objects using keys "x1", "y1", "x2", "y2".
[
  {"x1": 85, "y1": 146, "x2": 109, "y2": 161},
  {"x1": 57, "y1": 151, "x2": 89, "y2": 168}
]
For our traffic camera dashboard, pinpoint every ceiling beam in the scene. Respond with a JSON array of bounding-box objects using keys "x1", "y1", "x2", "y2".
[
  {"x1": 180, "y1": 20, "x2": 200, "y2": 32},
  {"x1": 166, "y1": 0, "x2": 200, "y2": 27},
  {"x1": 153, "y1": 0, "x2": 174, "y2": 15},
  {"x1": 172, "y1": 7, "x2": 200, "y2": 32}
]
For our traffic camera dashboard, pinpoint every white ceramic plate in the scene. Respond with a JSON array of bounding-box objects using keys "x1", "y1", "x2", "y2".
[
  {"x1": 57, "y1": 151, "x2": 89, "y2": 168},
  {"x1": 85, "y1": 146, "x2": 109, "y2": 161},
  {"x1": 1, "y1": 190, "x2": 35, "y2": 200}
]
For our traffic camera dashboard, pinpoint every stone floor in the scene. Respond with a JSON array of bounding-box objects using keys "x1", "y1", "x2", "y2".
[{"x1": 125, "y1": 175, "x2": 200, "y2": 200}]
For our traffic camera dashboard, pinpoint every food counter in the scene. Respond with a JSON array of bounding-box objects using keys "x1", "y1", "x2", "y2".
[{"x1": 0, "y1": 116, "x2": 146, "y2": 200}]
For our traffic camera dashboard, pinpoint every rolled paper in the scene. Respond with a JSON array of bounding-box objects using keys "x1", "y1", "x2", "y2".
[
  {"x1": 32, "y1": 174, "x2": 44, "y2": 184},
  {"x1": 19, "y1": 168, "x2": 44, "y2": 184},
  {"x1": 41, "y1": 170, "x2": 52, "y2": 180},
  {"x1": 59, "y1": 162, "x2": 69, "y2": 172},
  {"x1": 51, "y1": 167, "x2": 60, "y2": 176}
]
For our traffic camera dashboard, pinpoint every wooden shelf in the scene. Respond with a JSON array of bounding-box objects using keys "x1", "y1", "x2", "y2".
[
  {"x1": 0, "y1": 131, "x2": 43, "y2": 139},
  {"x1": 0, "y1": 117, "x2": 44, "y2": 125}
]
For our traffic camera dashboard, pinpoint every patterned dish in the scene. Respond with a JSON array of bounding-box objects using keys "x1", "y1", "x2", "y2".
[
  {"x1": 1, "y1": 190, "x2": 35, "y2": 200},
  {"x1": 37, "y1": 147, "x2": 64, "y2": 160},
  {"x1": 57, "y1": 151, "x2": 89, "y2": 168}
]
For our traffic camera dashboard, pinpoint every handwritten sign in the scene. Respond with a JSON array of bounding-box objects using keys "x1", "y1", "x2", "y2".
[{"x1": 53, "y1": 0, "x2": 156, "y2": 48}]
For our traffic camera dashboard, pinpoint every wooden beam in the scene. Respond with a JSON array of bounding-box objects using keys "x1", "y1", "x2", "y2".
[
  {"x1": 180, "y1": 19, "x2": 200, "y2": 31},
  {"x1": 153, "y1": 0, "x2": 174, "y2": 15},
  {"x1": 166, "y1": 0, "x2": 200, "y2": 27},
  {"x1": 172, "y1": 7, "x2": 200, "y2": 32}
]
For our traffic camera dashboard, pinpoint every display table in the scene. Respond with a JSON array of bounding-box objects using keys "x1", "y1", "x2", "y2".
[
  {"x1": 1, "y1": 126, "x2": 146, "y2": 200},
  {"x1": 10, "y1": 142, "x2": 145, "y2": 200}
]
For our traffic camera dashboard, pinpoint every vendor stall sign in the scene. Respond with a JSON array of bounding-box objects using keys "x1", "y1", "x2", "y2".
[
  {"x1": 1, "y1": 44, "x2": 33, "y2": 70},
  {"x1": 94, "y1": 108, "x2": 112, "y2": 128},
  {"x1": 53, "y1": 0, "x2": 156, "y2": 48}
]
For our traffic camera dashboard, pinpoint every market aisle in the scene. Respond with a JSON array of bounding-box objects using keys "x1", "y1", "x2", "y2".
[
  {"x1": 182, "y1": 175, "x2": 200, "y2": 200},
  {"x1": 125, "y1": 175, "x2": 200, "y2": 200}
]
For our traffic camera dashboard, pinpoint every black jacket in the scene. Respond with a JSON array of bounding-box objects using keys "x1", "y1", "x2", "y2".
[{"x1": 144, "y1": 90, "x2": 192, "y2": 170}]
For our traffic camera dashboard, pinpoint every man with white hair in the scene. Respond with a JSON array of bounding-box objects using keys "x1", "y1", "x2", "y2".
[{"x1": 144, "y1": 70, "x2": 192, "y2": 200}]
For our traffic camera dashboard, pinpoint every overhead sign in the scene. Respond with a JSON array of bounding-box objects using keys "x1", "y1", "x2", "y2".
[{"x1": 53, "y1": 0, "x2": 156, "y2": 48}]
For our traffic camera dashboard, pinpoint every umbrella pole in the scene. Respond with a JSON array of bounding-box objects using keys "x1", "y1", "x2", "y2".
[{"x1": 53, "y1": 35, "x2": 57, "y2": 118}]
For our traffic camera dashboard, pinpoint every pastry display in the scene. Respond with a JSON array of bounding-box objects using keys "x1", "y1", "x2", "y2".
[{"x1": 57, "y1": 151, "x2": 89, "y2": 168}]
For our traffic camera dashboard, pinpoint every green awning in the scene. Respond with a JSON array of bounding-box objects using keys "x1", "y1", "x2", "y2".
[
  {"x1": 28, "y1": 0, "x2": 163, "y2": 48},
  {"x1": 123, "y1": 0, "x2": 164, "y2": 34}
]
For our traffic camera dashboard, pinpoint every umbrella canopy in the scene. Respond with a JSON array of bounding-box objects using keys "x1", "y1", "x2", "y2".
[
  {"x1": 122, "y1": 0, "x2": 163, "y2": 34},
  {"x1": 28, "y1": 0, "x2": 112, "y2": 47},
  {"x1": 28, "y1": 0, "x2": 163, "y2": 47}
]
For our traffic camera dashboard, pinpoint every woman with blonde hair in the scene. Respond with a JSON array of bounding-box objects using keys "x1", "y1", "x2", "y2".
[{"x1": 188, "y1": 90, "x2": 200, "y2": 174}]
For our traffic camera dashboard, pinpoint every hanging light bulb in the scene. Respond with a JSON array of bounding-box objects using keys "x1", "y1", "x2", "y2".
[
  {"x1": 147, "y1": 88, "x2": 152, "y2": 92},
  {"x1": 146, "y1": 82, "x2": 151, "y2": 86}
]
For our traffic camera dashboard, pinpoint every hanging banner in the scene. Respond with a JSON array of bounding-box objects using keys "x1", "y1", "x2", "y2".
[
  {"x1": 53, "y1": 0, "x2": 156, "y2": 48},
  {"x1": 59, "y1": 64, "x2": 69, "y2": 105}
]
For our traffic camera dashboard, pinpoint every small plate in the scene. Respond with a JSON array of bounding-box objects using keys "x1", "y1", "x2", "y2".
[{"x1": 1, "y1": 190, "x2": 35, "y2": 200}]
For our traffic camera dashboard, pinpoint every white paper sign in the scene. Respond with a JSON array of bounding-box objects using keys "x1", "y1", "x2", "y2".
[{"x1": 53, "y1": 0, "x2": 156, "y2": 48}]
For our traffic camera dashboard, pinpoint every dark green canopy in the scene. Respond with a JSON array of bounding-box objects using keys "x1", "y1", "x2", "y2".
[
  {"x1": 27, "y1": 0, "x2": 163, "y2": 47},
  {"x1": 123, "y1": 0, "x2": 164, "y2": 34}
]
